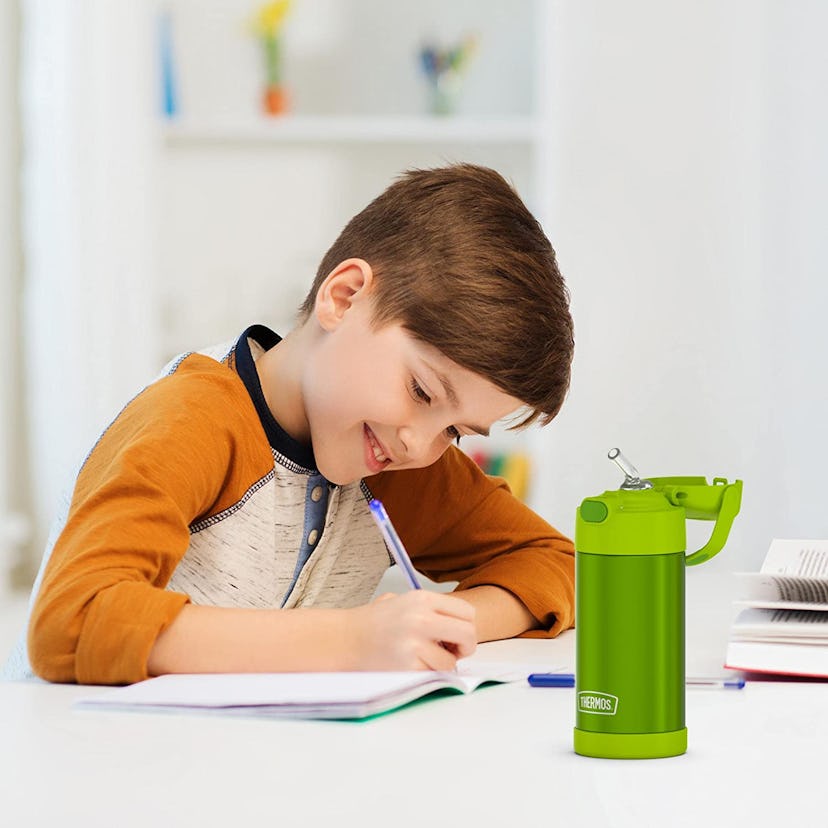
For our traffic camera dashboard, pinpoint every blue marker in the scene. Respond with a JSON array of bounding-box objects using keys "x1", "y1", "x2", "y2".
[
  {"x1": 368, "y1": 499, "x2": 422, "y2": 590},
  {"x1": 527, "y1": 673, "x2": 745, "y2": 689}
]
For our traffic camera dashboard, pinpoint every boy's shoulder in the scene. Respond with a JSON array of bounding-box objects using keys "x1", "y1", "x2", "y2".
[
  {"x1": 163, "y1": 350, "x2": 239, "y2": 382},
  {"x1": 152, "y1": 329, "x2": 270, "y2": 403},
  {"x1": 151, "y1": 350, "x2": 247, "y2": 400},
  {"x1": 156, "y1": 336, "x2": 236, "y2": 381},
  {"x1": 76, "y1": 347, "x2": 268, "y2": 488},
  {"x1": 116, "y1": 348, "x2": 256, "y2": 442}
]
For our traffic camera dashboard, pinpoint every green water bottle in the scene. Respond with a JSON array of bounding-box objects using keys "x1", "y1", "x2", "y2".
[{"x1": 573, "y1": 448, "x2": 743, "y2": 759}]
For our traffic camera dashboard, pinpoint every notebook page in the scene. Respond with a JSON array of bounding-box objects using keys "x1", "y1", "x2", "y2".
[
  {"x1": 77, "y1": 662, "x2": 544, "y2": 712},
  {"x1": 82, "y1": 672, "x2": 456, "y2": 710}
]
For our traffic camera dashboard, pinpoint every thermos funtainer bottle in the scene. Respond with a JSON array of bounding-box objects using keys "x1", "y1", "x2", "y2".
[{"x1": 573, "y1": 449, "x2": 742, "y2": 759}]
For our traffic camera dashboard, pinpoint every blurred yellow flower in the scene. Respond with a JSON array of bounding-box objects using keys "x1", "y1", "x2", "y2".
[{"x1": 252, "y1": 1, "x2": 291, "y2": 38}]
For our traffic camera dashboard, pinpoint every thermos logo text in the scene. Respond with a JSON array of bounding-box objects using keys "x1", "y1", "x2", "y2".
[{"x1": 578, "y1": 691, "x2": 619, "y2": 716}]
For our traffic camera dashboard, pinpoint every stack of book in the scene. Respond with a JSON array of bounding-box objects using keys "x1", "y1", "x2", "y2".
[{"x1": 725, "y1": 539, "x2": 828, "y2": 677}]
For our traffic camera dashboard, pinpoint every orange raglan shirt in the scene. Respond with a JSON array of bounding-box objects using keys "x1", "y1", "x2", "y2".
[{"x1": 5, "y1": 326, "x2": 574, "y2": 686}]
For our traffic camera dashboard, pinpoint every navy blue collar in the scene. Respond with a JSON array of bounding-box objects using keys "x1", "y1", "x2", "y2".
[{"x1": 234, "y1": 325, "x2": 318, "y2": 472}]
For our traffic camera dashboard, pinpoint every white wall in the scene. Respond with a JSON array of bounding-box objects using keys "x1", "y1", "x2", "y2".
[
  {"x1": 20, "y1": 1, "x2": 160, "y2": 554},
  {"x1": 529, "y1": 0, "x2": 827, "y2": 572},
  {"x1": 760, "y1": 0, "x2": 828, "y2": 546}
]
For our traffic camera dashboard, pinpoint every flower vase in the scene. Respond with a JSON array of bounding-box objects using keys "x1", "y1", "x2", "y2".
[
  {"x1": 428, "y1": 71, "x2": 462, "y2": 117},
  {"x1": 262, "y1": 34, "x2": 288, "y2": 116}
]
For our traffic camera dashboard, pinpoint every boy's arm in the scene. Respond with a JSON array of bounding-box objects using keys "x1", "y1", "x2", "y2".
[
  {"x1": 442, "y1": 585, "x2": 540, "y2": 642},
  {"x1": 146, "y1": 591, "x2": 477, "y2": 676},
  {"x1": 367, "y1": 447, "x2": 575, "y2": 642},
  {"x1": 28, "y1": 363, "x2": 264, "y2": 685}
]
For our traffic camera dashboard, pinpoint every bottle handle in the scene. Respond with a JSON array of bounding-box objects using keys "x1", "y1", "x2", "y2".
[
  {"x1": 664, "y1": 477, "x2": 742, "y2": 566},
  {"x1": 650, "y1": 477, "x2": 744, "y2": 566}
]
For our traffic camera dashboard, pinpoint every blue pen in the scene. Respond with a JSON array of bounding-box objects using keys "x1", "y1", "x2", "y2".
[
  {"x1": 685, "y1": 677, "x2": 746, "y2": 689},
  {"x1": 528, "y1": 673, "x2": 574, "y2": 687},
  {"x1": 527, "y1": 673, "x2": 746, "y2": 689},
  {"x1": 368, "y1": 499, "x2": 422, "y2": 590}
]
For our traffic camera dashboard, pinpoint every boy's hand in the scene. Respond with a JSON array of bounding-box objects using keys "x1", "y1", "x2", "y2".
[{"x1": 350, "y1": 591, "x2": 477, "y2": 672}]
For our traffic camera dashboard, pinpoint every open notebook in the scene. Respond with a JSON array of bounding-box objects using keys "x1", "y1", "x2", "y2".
[{"x1": 76, "y1": 659, "x2": 563, "y2": 720}]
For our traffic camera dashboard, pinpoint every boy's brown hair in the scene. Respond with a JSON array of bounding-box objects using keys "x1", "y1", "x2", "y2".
[{"x1": 299, "y1": 163, "x2": 574, "y2": 427}]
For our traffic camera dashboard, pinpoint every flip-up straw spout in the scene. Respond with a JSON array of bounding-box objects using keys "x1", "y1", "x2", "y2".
[{"x1": 608, "y1": 448, "x2": 653, "y2": 490}]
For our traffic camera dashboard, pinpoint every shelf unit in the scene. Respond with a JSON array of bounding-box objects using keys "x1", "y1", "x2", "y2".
[
  {"x1": 163, "y1": 116, "x2": 541, "y2": 147},
  {"x1": 155, "y1": 1, "x2": 552, "y2": 342}
]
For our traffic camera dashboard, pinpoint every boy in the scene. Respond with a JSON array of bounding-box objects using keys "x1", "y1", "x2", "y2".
[{"x1": 5, "y1": 163, "x2": 575, "y2": 685}]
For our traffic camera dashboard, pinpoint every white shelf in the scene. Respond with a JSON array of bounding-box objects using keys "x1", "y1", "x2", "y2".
[{"x1": 162, "y1": 115, "x2": 540, "y2": 147}]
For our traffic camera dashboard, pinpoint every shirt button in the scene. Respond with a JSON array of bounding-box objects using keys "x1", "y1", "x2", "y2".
[
  {"x1": 307, "y1": 529, "x2": 319, "y2": 546},
  {"x1": 311, "y1": 486, "x2": 323, "y2": 502}
]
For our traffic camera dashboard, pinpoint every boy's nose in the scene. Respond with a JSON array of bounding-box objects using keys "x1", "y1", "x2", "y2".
[{"x1": 397, "y1": 424, "x2": 440, "y2": 464}]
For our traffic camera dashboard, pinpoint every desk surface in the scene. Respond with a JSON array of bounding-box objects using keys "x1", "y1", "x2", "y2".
[{"x1": 1, "y1": 572, "x2": 824, "y2": 827}]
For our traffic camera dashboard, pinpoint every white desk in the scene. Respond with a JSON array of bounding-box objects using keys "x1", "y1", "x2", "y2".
[{"x1": 1, "y1": 571, "x2": 825, "y2": 827}]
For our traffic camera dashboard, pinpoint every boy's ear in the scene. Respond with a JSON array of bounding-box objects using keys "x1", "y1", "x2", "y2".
[{"x1": 314, "y1": 258, "x2": 374, "y2": 331}]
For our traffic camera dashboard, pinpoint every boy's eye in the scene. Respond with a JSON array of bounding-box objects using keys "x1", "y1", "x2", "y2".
[
  {"x1": 410, "y1": 378, "x2": 460, "y2": 444},
  {"x1": 410, "y1": 379, "x2": 431, "y2": 404}
]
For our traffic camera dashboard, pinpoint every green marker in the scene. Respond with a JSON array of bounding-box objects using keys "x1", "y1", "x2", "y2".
[{"x1": 573, "y1": 449, "x2": 743, "y2": 759}]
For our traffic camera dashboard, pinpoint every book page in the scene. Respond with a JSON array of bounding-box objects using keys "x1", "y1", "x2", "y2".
[
  {"x1": 734, "y1": 572, "x2": 828, "y2": 608},
  {"x1": 731, "y1": 607, "x2": 828, "y2": 644},
  {"x1": 760, "y1": 539, "x2": 828, "y2": 577},
  {"x1": 725, "y1": 638, "x2": 828, "y2": 677}
]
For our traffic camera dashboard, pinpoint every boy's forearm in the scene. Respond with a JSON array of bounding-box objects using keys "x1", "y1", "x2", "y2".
[
  {"x1": 146, "y1": 590, "x2": 479, "y2": 677},
  {"x1": 147, "y1": 604, "x2": 359, "y2": 676},
  {"x1": 452, "y1": 585, "x2": 540, "y2": 642}
]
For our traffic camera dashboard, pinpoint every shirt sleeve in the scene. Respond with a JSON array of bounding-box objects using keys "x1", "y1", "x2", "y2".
[
  {"x1": 27, "y1": 359, "x2": 270, "y2": 685},
  {"x1": 366, "y1": 447, "x2": 575, "y2": 637}
]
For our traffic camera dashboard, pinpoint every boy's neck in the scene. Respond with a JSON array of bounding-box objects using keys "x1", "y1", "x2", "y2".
[{"x1": 255, "y1": 324, "x2": 311, "y2": 445}]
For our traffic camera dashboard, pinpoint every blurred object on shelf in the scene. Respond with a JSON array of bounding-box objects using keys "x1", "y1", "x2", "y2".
[
  {"x1": 157, "y1": 6, "x2": 178, "y2": 119},
  {"x1": 250, "y1": 0, "x2": 292, "y2": 115},
  {"x1": 418, "y1": 33, "x2": 478, "y2": 116},
  {"x1": 469, "y1": 449, "x2": 531, "y2": 502}
]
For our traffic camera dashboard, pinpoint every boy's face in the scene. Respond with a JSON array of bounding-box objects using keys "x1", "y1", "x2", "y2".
[{"x1": 301, "y1": 277, "x2": 522, "y2": 486}]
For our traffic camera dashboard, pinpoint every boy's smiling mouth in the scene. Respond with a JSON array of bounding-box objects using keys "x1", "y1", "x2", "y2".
[{"x1": 364, "y1": 424, "x2": 392, "y2": 473}]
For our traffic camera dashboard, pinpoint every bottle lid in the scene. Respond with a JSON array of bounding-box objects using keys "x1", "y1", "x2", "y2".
[
  {"x1": 577, "y1": 449, "x2": 743, "y2": 561},
  {"x1": 576, "y1": 449, "x2": 686, "y2": 555},
  {"x1": 576, "y1": 488, "x2": 686, "y2": 556}
]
